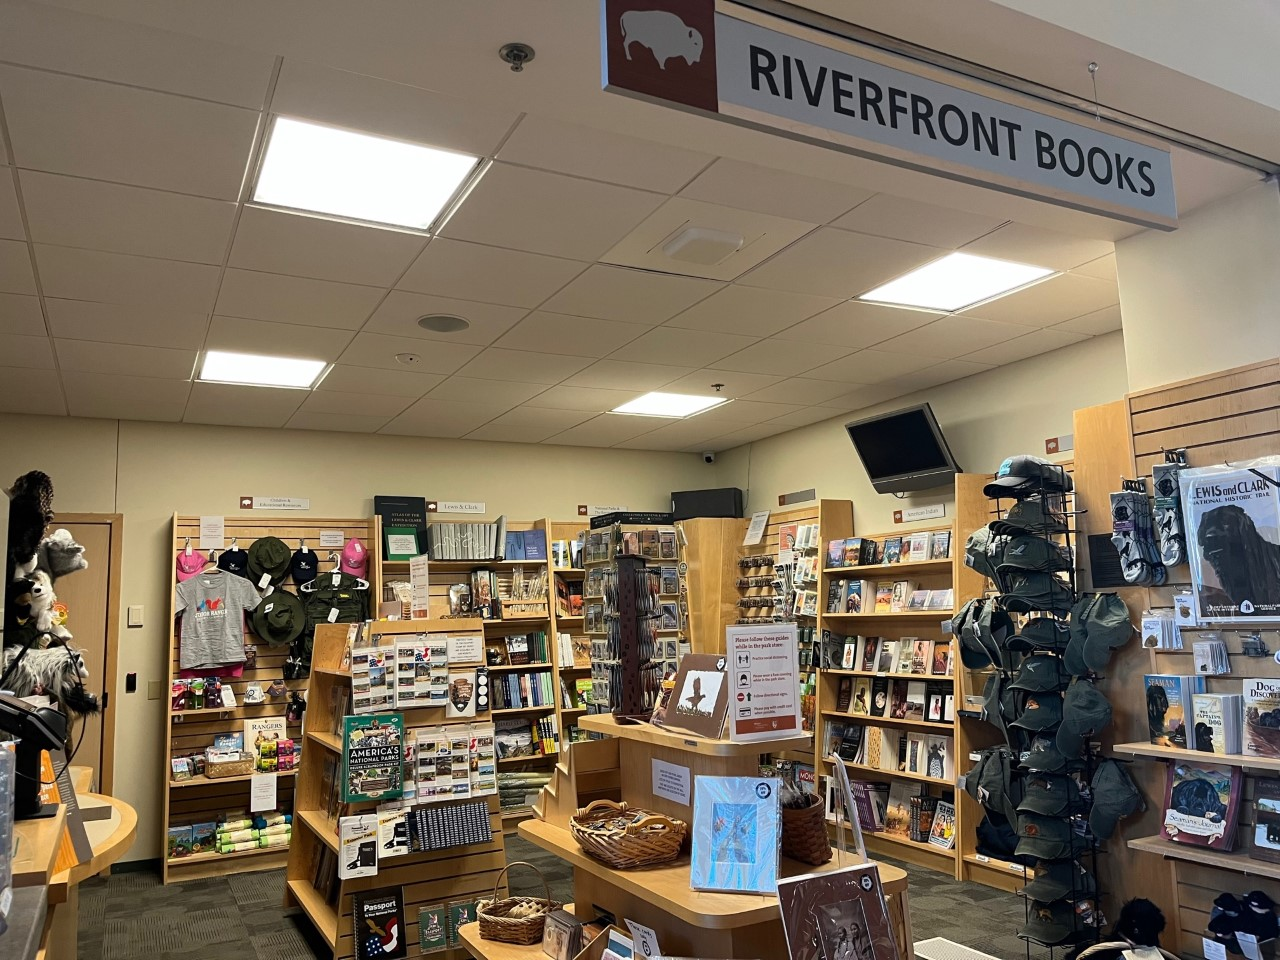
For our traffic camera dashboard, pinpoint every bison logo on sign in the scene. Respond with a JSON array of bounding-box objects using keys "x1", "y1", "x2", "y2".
[{"x1": 603, "y1": 0, "x2": 717, "y2": 112}]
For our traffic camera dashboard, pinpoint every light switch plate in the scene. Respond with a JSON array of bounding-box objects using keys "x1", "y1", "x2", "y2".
[{"x1": 127, "y1": 605, "x2": 144, "y2": 627}]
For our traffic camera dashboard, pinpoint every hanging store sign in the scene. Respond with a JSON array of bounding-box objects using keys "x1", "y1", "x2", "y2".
[{"x1": 602, "y1": 0, "x2": 1176, "y2": 227}]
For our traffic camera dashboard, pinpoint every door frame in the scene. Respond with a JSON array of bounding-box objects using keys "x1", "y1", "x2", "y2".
[{"x1": 55, "y1": 513, "x2": 123, "y2": 796}]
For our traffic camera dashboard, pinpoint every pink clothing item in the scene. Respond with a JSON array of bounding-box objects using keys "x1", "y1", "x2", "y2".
[
  {"x1": 341, "y1": 538, "x2": 367, "y2": 577},
  {"x1": 176, "y1": 549, "x2": 208, "y2": 582}
]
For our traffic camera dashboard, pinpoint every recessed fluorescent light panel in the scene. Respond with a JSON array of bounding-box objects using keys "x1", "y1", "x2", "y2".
[
  {"x1": 611, "y1": 392, "x2": 729, "y2": 418},
  {"x1": 253, "y1": 117, "x2": 480, "y2": 230},
  {"x1": 199, "y1": 350, "x2": 328, "y2": 389},
  {"x1": 859, "y1": 252, "x2": 1055, "y2": 312}
]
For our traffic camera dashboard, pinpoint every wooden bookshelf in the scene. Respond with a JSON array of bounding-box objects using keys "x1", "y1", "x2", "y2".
[
  {"x1": 163, "y1": 513, "x2": 371, "y2": 884},
  {"x1": 1114, "y1": 741, "x2": 1280, "y2": 772},
  {"x1": 284, "y1": 620, "x2": 508, "y2": 960}
]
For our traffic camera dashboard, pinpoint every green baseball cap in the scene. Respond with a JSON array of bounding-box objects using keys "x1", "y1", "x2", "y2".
[
  {"x1": 1055, "y1": 680, "x2": 1112, "y2": 757},
  {"x1": 954, "y1": 598, "x2": 1012, "y2": 669},
  {"x1": 990, "y1": 498, "x2": 1069, "y2": 537},
  {"x1": 1018, "y1": 900, "x2": 1078, "y2": 946},
  {"x1": 1080, "y1": 593, "x2": 1135, "y2": 672},
  {"x1": 1088, "y1": 758, "x2": 1144, "y2": 840},
  {"x1": 964, "y1": 525, "x2": 1009, "y2": 581},
  {"x1": 1018, "y1": 860, "x2": 1096, "y2": 902},
  {"x1": 1016, "y1": 813, "x2": 1089, "y2": 861},
  {"x1": 1009, "y1": 655, "x2": 1069, "y2": 693},
  {"x1": 1009, "y1": 617, "x2": 1072, "y2": 654},
  {"x1": 1001, "y1": 571, "x2": 1075, "y2": 615},
  {"x1": 964, "y1": 745, "x2": 1021, "y2": 827},
  {"x1": 247, "y1": 535, "x2": 291, "y2": 586},
  {"x1": 995, "y1": 535, "x2": 1073, "y2": 575},
  {"x1": 1016, "y1": 773, "x2": 1083, "y2": 816},
  {"x1": 1021, "y1": 735, "x2": 1070, "y2": 773},
  {"x1": 1011, "y1": 692, "x2": 1064, "y2": 731}
]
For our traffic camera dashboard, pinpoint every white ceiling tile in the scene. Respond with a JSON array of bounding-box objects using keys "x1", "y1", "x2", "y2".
[
  {"x1": 338, "y1": 332, "x2": 482, "y2": 375},
  {"x1": 610, "y1": 327, "x2": 756, "y2": 367},
  {"x1": 714, "y1": 338, "x2": 840, "y2": 377},
  {"x1": 0, "y1": 367, "x2": 63, "y2": 415},
  {"x1": 740, "y1": 228, "x2": 941, "y2": 299},
  {"x1": 1, "y1": 333, "x2": 52, "y2": 368},
  {"x1": 493, "y1": 312, "x2": 648, "y2": 358},
  {"x1": 963, "y1": 327, "x2": 1089, "y2": 366},
  {"x1": 601, "y1": 196, "x2": 817, "y2": 281},
  {"x1": 0, "y1": 1, "x2": 274, "y2": 108},
  {"x1": 1072, "y1": 253, "x2": 1117, "y2": 282},
  {"x1": 55, "y1": 338, "x2": 194, "y2": 379},
  {"x1": 184, "y1": 382, "x2": 308, "y2": 428},
  {"x1": 562, "y1": 359, "x2": 695, "y2": 390},
  {"x1": 398, "y1": 239, "x2": 586, "y2": 308},
  {"x1": 500, "y1": 115, "x2": 713, "y2": 193},
  {"x1": 45, "y1": 298, "x2": 207, "y2": 349},
  {"x1": 1055, "y1": 304, "x2": 1122, "y2": 336},
  {"x1": 545, "y1": 414, "x2": 672, "y2": 447},
  {"x1": 465, "y1": 407, "x2": 596, "y2": 443},
  {"x1": 700, "y1": 422, "x2": 792, "y2": 450},
  {"x1": 0, "y1": 239, "x2": 35, "y2": 294},
  {"x1": 205, "y1": 315, "x2": 355, "y2": 362},
  {"x1": 35, "y1": 245, "x2": 220, "y2": 312},
  {"x1": 660, "y1": 369, "x2": 785, "y2": 397},
  {"x1": 216, "y1": 269, "x2": 383, "y2": 331},
  {"x1": 0, "y1": 294, "x2": 44, "y2": 336},
  {"x1": 454, "y1": 347, "x2": 594, "y2": 385},
  {"x1": 379, "y1": 398, "x2": 511, "y2": 438},
  {"x1": 315, "y1": 363, "x2": 443, "y2": 398},
  {"x1": 961, "y1": 223, "x2": 1114, "y2": 271},
  {"x1": 440, "y1": 163, "x2": 665, "y2": 260},
  {"x1": 364, "y1": 291, "x2": 527, "y2": 346},
  {"x1": 0, "y1": 66, "x2": 258, "y2": 200},
  {"x1": 0, "y1": 173, "x2": 23, "y2": 241},
  {"x1": 612, "y1": 417, "x2": 733, "y2": 449},
  {"x1": 230, "y1": 206, "x2": 425, "y2": 287},
  {"x1": 286, "y1": 411, "x2": 394, "y2": 433},
  {"x1": 742, "y1": 378, "x2": 851, "y2": 406},
  {"x1": 764, "y1": 406, "x2": 842, "y2": 429},
  {"x1": 665, "y1": 285, "x2": 839, "y2": 337},
  {"x1": 693, "y1": 399, "x2": 807, "y2": 425},
  {"x1": 295, "y1": 390, "x2": 412, "y2": 418},
  {"x1": 271, "y1": 59, "x2": 517, "y2": 156},
  {"x1": 887, "y1": 358, "x2": 996, "y2": 391},
  {"x1": 831, "y1": 194, "x2": 1003, "y2": 248},
  {"x1": 524, "y1": 385, "x2": 644, "y2": 413},
  {"x1": 20, "y1": 170, "x2": 236, "y2": 264},
  {"x1": 962, "y1": 274, "x2": 1119, "y2": 327},
  {"x1": 425, "y1": 377, "x2": 549, "y2": 406},
  {"x1": 817, "y1": 383, "x2": 912, "y2": 413},
  {"x1": 542, "y1": 265, "x2": 720, "y2": 325},
  {"x1": 62, "y1": 371, "x2": 190, "y2": 421},
  {"x1": 804, "y1": 349, "x2": 937, "y2": 384},
  {"x1": 873, "y1": 315, "x2": 1033, "y2": 359},
  {"x1": 679, "y1": 158, "x2": 874, "y2": 223},
  {"x1": 772, "y1": 301, "x2": 940, "y2": 349}
]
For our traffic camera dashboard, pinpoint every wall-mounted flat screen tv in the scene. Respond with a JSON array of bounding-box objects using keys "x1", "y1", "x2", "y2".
[{"x1": 845, "y1": 403, "x2": 961, "y2": 494}]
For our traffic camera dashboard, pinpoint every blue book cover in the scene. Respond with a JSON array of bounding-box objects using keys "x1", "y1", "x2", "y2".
[
  {"x1": 504, "y1": 532, "x2": 525, "y2": 561},
  {"x1": 522, "y1": 529, "x2": 547, "y2": 561},
  {"x1": 690, "y1": 775, "x2": 780, "y2": 894}
]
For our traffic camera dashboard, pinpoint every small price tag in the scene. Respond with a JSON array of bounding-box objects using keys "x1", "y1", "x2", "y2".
[
  {"x1": 332, "y1": 571, "x2": 341, "y2": 586},
  {"x1": 257, "y1": 573, "x2": 271, "y2": 589},
  {"x1": 327, "y1": 608, "x2": 339, "y2": 623}
]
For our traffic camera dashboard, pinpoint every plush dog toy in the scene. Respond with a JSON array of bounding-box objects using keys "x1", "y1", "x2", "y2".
[
  {"x1": 0, "y1": 645, "x2": 98, "y2": 716},
  {"x1": 37, "y1": 529, "x2": 88, "y2": 583},
  {"x1": 5, "y1": 471, "x2": 54, "y2": 578},
  {"x1": 10, "y1": 571, "x2": 70, "y2": 643}
]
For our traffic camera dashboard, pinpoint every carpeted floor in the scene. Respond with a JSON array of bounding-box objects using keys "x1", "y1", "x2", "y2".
[{"x1": 77, "y1": 840, "x2": 1035, "y2": 960}]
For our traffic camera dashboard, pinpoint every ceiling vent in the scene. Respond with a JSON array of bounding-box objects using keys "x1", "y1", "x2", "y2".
[{"x1": 660, "y1": 225, "x2": 745, "y2": 266}]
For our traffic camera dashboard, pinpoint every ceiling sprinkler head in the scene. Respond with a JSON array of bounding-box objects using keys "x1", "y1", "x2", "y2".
[{"x1": 500, "y1": 42, "x2": 535, "y2": 73}]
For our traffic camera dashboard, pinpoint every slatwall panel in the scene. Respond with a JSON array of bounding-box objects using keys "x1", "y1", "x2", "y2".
[{"x1": 165, "y1": 514, "x2": 371, "y2": 883}]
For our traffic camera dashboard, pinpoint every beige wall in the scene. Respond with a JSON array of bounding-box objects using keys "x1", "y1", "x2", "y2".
[
  {"x1": 1116, "y1": 181, "x2": 1280, "y2": 391},
  {"x1": 0, "y1": 413, "x2": 727, "y2": 860},
  {"x1": 728, "y1": 331, "x2": 1129, "y2": 532}
]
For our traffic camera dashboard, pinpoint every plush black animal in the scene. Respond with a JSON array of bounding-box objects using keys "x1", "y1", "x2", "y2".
[
  {"x1": 1195, "y1": 721, "x2": 1215, "y2": 753},
  {"x1": 1064, "y1": 898, "x2": 1170, "y2": 960},
  {"x1": 1198, "y1": 504, "x2": 1280, "y2": 609},
  {"x1": 5, "y1": 471, "x2": 53, "y2": 578},
  {"x1": 1170, "y1": 772, "x2": 1228, "y2": 821}
]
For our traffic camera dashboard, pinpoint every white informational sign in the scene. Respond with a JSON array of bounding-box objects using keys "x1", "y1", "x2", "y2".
[
  {"x1": 1237, "y1": 933, "x2": 1262, "y2": 960},
  {"x1": 725, "y1": 623, "x2": 803, "y2": 742},
  {"x1": 651, "y1": 758, "x2": 691, "y2": 806},
  {"x1": 1203, "y1": 937, "x2": 1228, "y2": 960},
  {"x1": 742, "y1": 510, "x2": 771, "y2": 546},
  {"x1": 899, "y1": 502, "x2": 946, "y2": 523},
  {"x1": 587, "y1": 504, "x2": 629, "y2": 518},
  {"x1": 242, "y1": 496, "x2": 310, "y2": 511},
  {"x1": 409, "y1": 554, "x2": 431, "y2": 619},
  {"x1": 447, "y1": 635, "x2": 484, "y2": 665},
  {"x1": 249, "y1": 772, "x2": 277, "y2": 813},
  {"x1": 385, "y1": 532, "x2": 419, "y2": 556},
  {"x1": 198, "y1": 515, "x2": 225, "y2": 550},
  {"x1": 434, "y1": 501, "x2": 486, "y2": 514},
  {"x1": 624, "y1": 920, "x2": 663, "y2": 960},
  {"x1": 319, "y1": 529, "x2": 346, "y2": 548}
]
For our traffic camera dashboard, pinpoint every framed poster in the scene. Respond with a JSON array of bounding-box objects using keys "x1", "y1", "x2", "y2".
[{"x1": 725, "y1": 623, "x2": 803, "y2": 743}]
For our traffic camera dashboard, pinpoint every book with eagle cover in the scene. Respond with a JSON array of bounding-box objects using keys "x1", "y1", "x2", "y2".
[
  {"x1": 353, "y1": 887, "x2": 407, "y2": 960},
  {"x1": 1161, "y1": 759, "x2": 1242, "y2": 851}
]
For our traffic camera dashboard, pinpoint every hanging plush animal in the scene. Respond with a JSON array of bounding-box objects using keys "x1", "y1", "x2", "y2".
[
  {"x1": 13, "y1": 571, "x2": 71, "y2": 642},
  {"x1": 36, "y1": 529, "x2": 88, "y2": 583},
  {"x1": 0, "y1": 646, "x2": 98, "y2": 716},
  {"x1": 5, "y1": 471, "x2": 54, "y2": 578}
]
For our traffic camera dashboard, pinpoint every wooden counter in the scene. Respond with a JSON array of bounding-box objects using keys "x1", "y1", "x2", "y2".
[
  {"x1": 12, "y1": 806, "x2": 66, "y2": 888},
  {"x1": 577, "y1": 715, "x2": 810, "y2": 757}
]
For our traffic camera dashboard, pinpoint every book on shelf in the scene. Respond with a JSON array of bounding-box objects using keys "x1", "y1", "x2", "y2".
[
  {"x1": 910, "y1": 794, "x2": 940, "y2": 842},
  {"x1": 862, "y1": 725, "x2": 882, "y2": 770},
  {"x1": 890, "y1": 580, "x2": 917, "y2": 613},
  {"x1": 929, "y1": 531, "x2": 952, "y2": 560},
  {"x1": 1161, "y1": 759, "x2": 1241, "y2": 851},
  {"x1": 828, "y1": 579, "x2": 847, "y2": 615},
  {"x1": 342, "y1": 714, "x2": 405, "y2": 803},
  {"x1": 873, "y1": 581, "x2": 894, "y2": 613},
  {"x1": 375, "y1": 495, "x2": 428, "y2": 540},
  {"x1": 869, "y1": 677, "x2": 889, "y2": 718},
  {"x1": 883, "y1": 537, "x2": 903, "y2": 564},
  {"x1": 418, "y1": 905, "x2": 447, "y2": 954},
  {"x1": 931, "y1": 642, "x2": 953, "y2": 676},
  {"x1": 904, "y1": 533, "x2": 930, "y2": 563},
  {"x1": 852, "y1": 678, "x2": 871, "y2": 716},
  {"x1": 894, "y1": 642, "x2": 913, "y2": 675},
  {"x1": 1251, "y1": 777, "x2": 1280, "y2": 863},
  {"x1": 905, "y1": 733, "x2": 925, "y2": 774},
  {"x1": 906, "y1": 590, "x2": 929, "y2": 611},
  {"x1": 861, "y1": 637, "x2": 880, "y2": 673},
  {"x1": 1244, "y1": 678, "x2": 1280, "y2": 758},
  {"x1": 924, "y1": 684, "x2": 945, "y2": 723},
  {"x1": 1144, "y1": 674, "x2": 1206, "y2": 748},
  {"x1": 924, "y1": 735, "x2": 953, "y2": 779},
  {"x1": 824, "y1": 720, "x2": 846, "y2": 759},
  {"x1": 843, "y1": 580, "x2": 866, "y2": 614},
  {"x1": 929, "y1": 800, "x2": 957, "y2": 849},
  {"x1": 835, "y1": 676, "x2": 853, "y2": 712},
  {"x1": 338, "y1": 814, "x2": 379, "y2": 880},
  {"x1": 884, "y1": 782, "x2": 922, "y2": 836},
  {"x1": 826, "y1": 539, "x2": 846, "y2": 568},
  {"x1": 924, "y1": 588, "x2": 953, "y2": 610},
  {"x1": 839, "y1": 636, "x2": 858, "y2": 669},
  {"x1": 904, "y1": 682, "x2": 927, "y2": 722},
  {"x1": 838, "y1": 724, "x2": 865, "y2": 763},
  {"x1": 1191, "y1": 692, "x2": 1242, "y2": 754},
  {"x1": 909, "y1": 638, "x2": 932, "y2": 675}
]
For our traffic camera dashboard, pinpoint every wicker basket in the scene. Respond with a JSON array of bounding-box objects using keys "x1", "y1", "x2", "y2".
[
  {"x1": 477, "y1": 861, "x2": 561, "y2": 945},
  {"x1": 781, "y1": 792, "x2": 833, "y2": 865},
  {"x1": 569, "y1": 799, "x2": 687, "y2": 870},
  {"x1": 205, "y1": 752, "x2": 254, "y2": 779}
]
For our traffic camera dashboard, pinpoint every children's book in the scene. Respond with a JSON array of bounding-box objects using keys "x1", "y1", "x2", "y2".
[
  {"x1": 1244, "y1": 678, "x2": 1280, "y2": 758},
  {"x1": 1161, "y1": 760, "x2": 1241, "y2": 851}
]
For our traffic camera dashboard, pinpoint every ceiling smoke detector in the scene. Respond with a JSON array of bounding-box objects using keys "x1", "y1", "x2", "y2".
[
  {"x1": 661, "y1": 225, "x2": 745, "y2": 266},
  {"x1": 394, "y1": 352, "x2": 423, "y2": 366},
  {"x1": 417, "y1": 314, "x2": 471, "y2": 334}
]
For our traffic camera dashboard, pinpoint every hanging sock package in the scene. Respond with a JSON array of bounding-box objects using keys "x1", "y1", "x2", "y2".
[
  {"x1": 1110, "y1": 478, "x2": 1168, "y2": 587},
  {"x1": 1153, "y1": 448, "x2": 1190, "y2": 566}
]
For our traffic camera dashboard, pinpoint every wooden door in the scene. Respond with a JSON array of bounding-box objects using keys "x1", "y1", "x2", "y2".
[{"x1": 50, "y1": 515, "x2": 121, "y2": 794}]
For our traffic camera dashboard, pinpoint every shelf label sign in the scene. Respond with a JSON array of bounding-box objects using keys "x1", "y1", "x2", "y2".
[
  {"x1": 427, "y1": 500, "x2": 486, "y2": 514},
  {"x1": 239, "y1": 496, "x2": 310, "y2": 511},
  {"x1": 578, "y1": 504, "x2": 630, "y2": 517},
  {"x1": 602, "y1": 0, "x2": 1176, "y2": 227},
  {"x1": 893, "y1": 502, "x2": 946, "y2": 524}
]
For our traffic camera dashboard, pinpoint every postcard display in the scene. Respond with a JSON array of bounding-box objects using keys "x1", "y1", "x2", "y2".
[{"x1": 285, "y1": 621, "x2": 510, "y2": 960}]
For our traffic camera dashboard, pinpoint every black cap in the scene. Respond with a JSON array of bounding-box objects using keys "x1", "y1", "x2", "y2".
[
  {"x1": 1009, "y1": 618, "x2": 1071, "y2": 654},
  {"x1": 1010, "y1": 655, "x2": 1069, "y2": 693},
  {"x1": 1016, "y1": 813, "x2": 1089, "y2": 861},
  {"x1": 1018, "y1": 900, "x2": 1078, "y2": 946},
  {"x1": 1000, "y1": 571, "x2": 1075, "y2": 616},
  {"x1": 1056, "y1": 681, "x2": 1113, "y2": 757},
  {"x1": 995, "y1": 535, "x2": 1074, "y2": 575},
  {"x1": 291, "y1": 547, "x2": 319, "y2": 586},
  {"x1": 217, "y1": 547, "x2": 250, "y2": 579},
  {"x1": 1088, "y1": 758, "x2": 1144, "y2": 840},
  {"x1": 990, "y1": 498, "x2": 1069, "y2": 537},
  {"x1": 1011, "y1": 692, "x2": 1064, "y2": 732},
  {"x1": 985, "y1": 455, "x2": 1074, "y2": 499},
  {"x1": 1018, "y1": 860, "x2": 1096, "y2": 902},
  {"x1": 1017, "y1": 774, "x2": 1083, "y2": 816},
  {"x1": 1021, "y1": 735, "x2": 1069, "y2": 773}
]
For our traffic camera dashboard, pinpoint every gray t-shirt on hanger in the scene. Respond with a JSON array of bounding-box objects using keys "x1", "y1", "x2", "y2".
[{"x1": 174, "y1": 570, "x2": 259, "y2": 670}]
